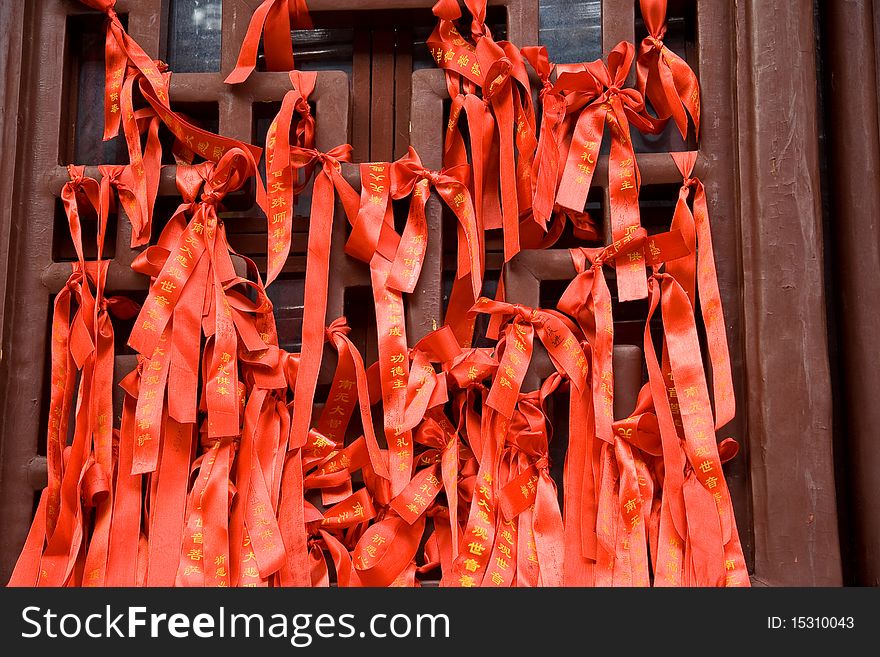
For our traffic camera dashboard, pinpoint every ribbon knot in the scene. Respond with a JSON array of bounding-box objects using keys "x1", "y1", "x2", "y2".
[
  {"x1": 289, "y1": 145, "x2": 352, "y2": 176},
  {"x1": 511, "y1": 304, "x2": 542, "y2": 326},
  {"x1": 636, "y1": 0, "x2": 701, "y2": 139},
  {"x1": 200, "y1": 188, "x2": 224, "y2": 206},
  {"x1": 318, "y1": 153, "x2": 338, "y2": 170},
  {"x1": 201, "y1": 148, "x2": 257, "y2": 202},
  {"x1": 104, "y1": 7, "x2": 127, "y2": 34},
  {"x1": 470, "y1": 23, "x2": 487, "y2": 40},
  {"x1": 66, "y1": 165, "x2": 86, "y2": 188},
  {"x1": 391, "y1": 146, "x2": 459, "y2": 194},
  {"x1": 65, "y1": 276, "x2": 82, "y2": 293},
  {"x1": 424, "y1": 169, "x2": 443, "y2": 186},
  {"x1": 316, "y1": 149, "x2": 349, "y2": 175},
  {"x1": 294, "y1": 97, "x2": 311, "y2": 117},
  {"x1": 482, "y1": 58, "x2": 513, "y2": 102},
  {"x1": 535, "y1": 456, "x2": 550, "y2": 472},
  {"x1": 325, "y1": 318, "x2": 351, "y2": 341},
  {"x1": 593, "y1": 46, "x2": 634, "y2": 96},
  {"x1": 464, "y1": 0, "x2": 490, "y2": 41}
]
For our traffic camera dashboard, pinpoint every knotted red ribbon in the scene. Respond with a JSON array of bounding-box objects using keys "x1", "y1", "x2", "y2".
[
  {"x1": 428, "y1": 0, "x2": 539, "y2": 338},
  {"x1": 287, "y1": 146, "x2": 360, "y2": 453},
  {"x1": 390, "y1": 147, "x2": 482, "y2": 299},
  {"x1": 636, "y1": 0, "x2": 701, "y2": 139},
  {"x1": 443, "y1": 299, "x2": 586, "y2": 586},
  {"x1": 264, "y1": 70, "x2": 317, "y2": 285},
  {"x1": 642, "y1": 269, "x2": 748, "y2": 586},
  {"x1": 555, "y1": 42, "x2": 662, "y2": 302},
  {"x1": 82, "y1": 2, "x2": 259, "y2": 167},
  {"x1": 560, "y1": 229, "x2": 650, "y2": 449},
  {"x1": 313, "y1": 318, "x2": 388, "y2": 482},
  {"x1": 666, "y1": 152, "x2": 735, "y2": 430},
  {"x1": 9, "y1": 168, "x2": 137, "y2": 586},
  {"x1": 75, "y1": 0, "x2": 267, "y2": 237},
  {"x1": 128, "y1": 150, "x2": 270, "y2": 470},
  {"x1": 429, "y1": 1, "x2": 535, "y2": 262},
  {"x1": 498, "y1": 376, "x2": 565, "y2": 586},
  {"x1": 521, "y1": 46, "x2": 567, "y2": 231}
]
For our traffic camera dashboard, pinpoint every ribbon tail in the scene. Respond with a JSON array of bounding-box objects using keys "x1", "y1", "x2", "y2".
[
  {"x1": 224, "y1": 0, "x2": 277, "y2": 84},
  {"x1": 533, "y1": 470, "x2": 564, "y2": 586},
  {"x1": 289, "y1": 172, "x2": 334, "y2": 449}
]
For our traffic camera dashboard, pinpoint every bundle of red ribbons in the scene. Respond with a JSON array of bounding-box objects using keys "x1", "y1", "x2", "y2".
[{"x1": 9, "y1": 0, "x2": 748, "y2": 587}]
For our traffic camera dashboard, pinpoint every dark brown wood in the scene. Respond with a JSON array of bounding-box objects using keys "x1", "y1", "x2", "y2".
[
  {"x1": 0, "y1": 0, "x2": 25, "y2": 333},
  {"x1": 824, "y1": 0, "x2": 880, "y2": 587},
  {"x1": 735, "y1": 0, "x2": 841, "y2": 586},
  {"x1": 393, "y1": 28, "x2": 413, "y2": 160},
  {"x1": 0, "y1": 0, "x2": 27, "y2": 581},
  {"x1": 352, "y1": 29, "x2": 372, "y2": 161},
  {"x1": 0, "y1": 0, "x2": 69, "y2": 581},
  {"x1": 370, "y1": 30, "x2": 396, "y2": 162}
]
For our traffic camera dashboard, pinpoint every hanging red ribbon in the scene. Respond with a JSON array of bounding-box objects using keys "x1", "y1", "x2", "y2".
[
  {"x1": 287, "y1": 145, "x2": 360, "y2": 453},
  {"x1": 264, "y1": 70, "x2": 317, "y2": 285},
  {"x1": 521, "y1": 46, "x2": 567, "y2": 232},
  {"x1": 555, "y1": 42, "x2": 663, "y2": 302},
  {"x1": 666, "y1": 152, "x2": 735, "y2": 430},
  {"x1": 8, "y1": 0, "x2": 753, "y2": 590},
  {"x1": 225, "y1": 0, "x2": 313, "y2": 84},
  {"x1": 9, "y1": 168, "x2": 137, "y2": 586},
  {"x1": 636, "y1": 0, "x2": 701, "y2": 139}
]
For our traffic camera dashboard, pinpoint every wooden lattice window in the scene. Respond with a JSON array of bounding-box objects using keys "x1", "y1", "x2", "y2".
[{"x1": 0, "y1": 0, "x2": 842, "y2": 585}]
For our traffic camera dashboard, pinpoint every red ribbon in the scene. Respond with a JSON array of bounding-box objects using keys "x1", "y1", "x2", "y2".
[
  {"x1": 636, "y1": 0, "x2": 701, "y2": 139},
  {"x1": 642, "y1": 270, "x2": 749, "y2": 586},
  {"x1": 498, "y1": 377, "x2": 565, "y2": 585},
  {"x1": 9, "y1": 168, "x2": 137, "y2": 586},
  {"x1": 521, "y1": 46, "x2": 567, "y2": 231},
  {"x1": 555, "y1": 42, "x2": 662, "y2": 301},
  {"x1": 391, "y1": 147, "x2": 482, "y2": 298},
  {"x1": 9, "y1": 0, "x2": 753, "y2": 589},
  {"x1": 666, "y1": 152, "x2": 735, "y2": 430},
  {"x1": 264, "y1": 71, "x2": 317, "y2": 286},
  {"x1": 225, "y1": 0, "x2": 313, "y2": 84},
  {"x1": 286, "y1": 145, "x2": 359, "y2": 451}
]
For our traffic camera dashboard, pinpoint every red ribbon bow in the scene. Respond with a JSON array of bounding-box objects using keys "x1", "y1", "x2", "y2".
[
  {"x1": 391, "y1": 147, "x2": 482, "y2": 298},
  {"x1": 288, "y1": 145, "x2": 360, "y2": 456},
  {"x1": 555, "y1": 42, "x2": 662, "y2": 302}
]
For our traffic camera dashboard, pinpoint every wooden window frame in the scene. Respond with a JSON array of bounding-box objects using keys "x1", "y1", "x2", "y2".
[{"x1": 0, "y1": 0, "x2": 842, "y2": 586}]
